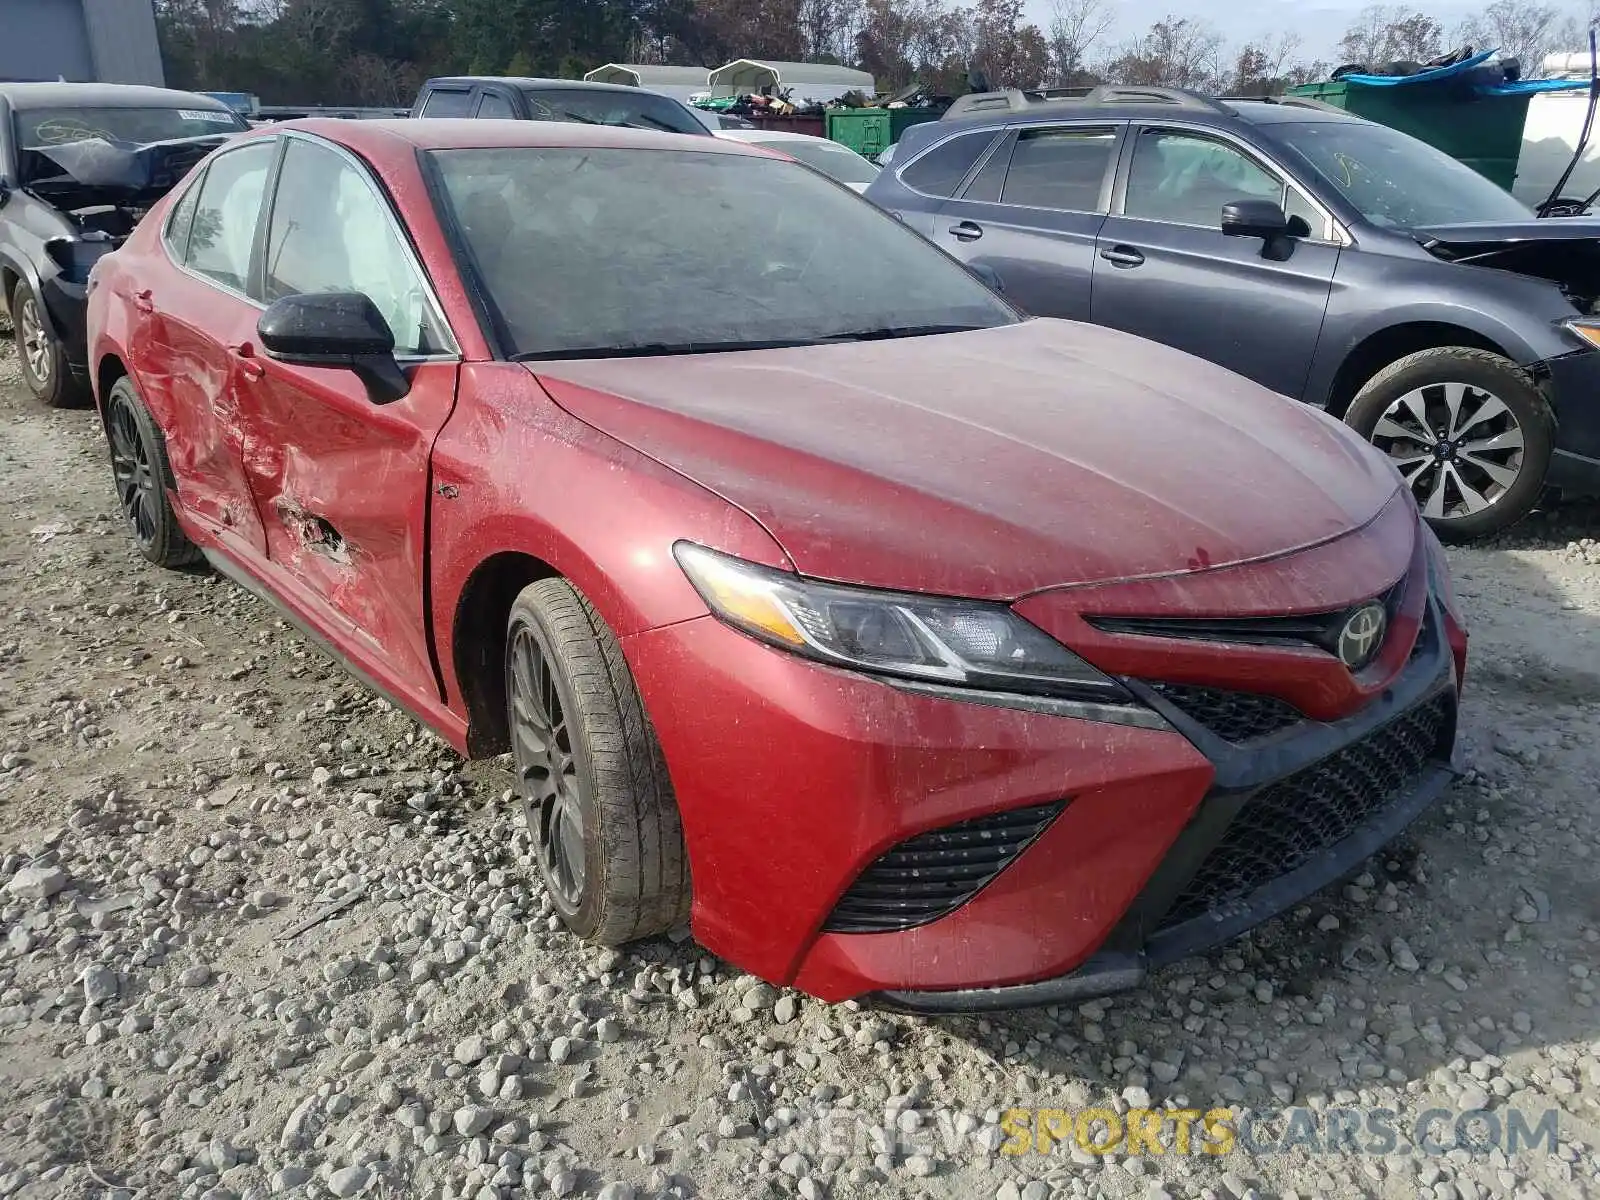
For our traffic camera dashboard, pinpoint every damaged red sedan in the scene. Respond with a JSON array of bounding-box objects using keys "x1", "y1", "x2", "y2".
[{"x1": 86, "y1": 120, "x2": 1468, "y2": 1010}]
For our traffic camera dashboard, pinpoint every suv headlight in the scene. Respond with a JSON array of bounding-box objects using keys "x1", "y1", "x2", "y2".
[{"x1": 673, "y1": 542, "x2": 1132, "y2": 705}]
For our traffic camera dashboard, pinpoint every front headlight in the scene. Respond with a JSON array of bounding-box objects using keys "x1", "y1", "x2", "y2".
[
  {"x1": 1562, "y1": 318, "x2": 1600, "y2": 351},
  {"x1": 672, "y1": 542, "x2": 1130, "y2": 704}
]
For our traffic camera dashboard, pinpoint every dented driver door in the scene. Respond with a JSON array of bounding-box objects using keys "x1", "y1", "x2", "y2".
[{"x1": 232, "y1": 134, "x2": 461, "y2": 704}]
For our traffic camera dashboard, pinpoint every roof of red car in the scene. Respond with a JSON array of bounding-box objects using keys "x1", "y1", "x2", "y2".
[{"x1": 267, "y1": 117, "x2": 759, "y2": 157}]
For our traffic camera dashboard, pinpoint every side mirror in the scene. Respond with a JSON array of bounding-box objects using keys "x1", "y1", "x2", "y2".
[
  {"x1": 257, "y1": 292, "x2": 410, "y2": 404},
  {"x1": 969, "y1": 262, "x2": 1006, "y2": 294},
  {"x1": 1221, "y1": 199, "x2": 1293, "y2": 241}
]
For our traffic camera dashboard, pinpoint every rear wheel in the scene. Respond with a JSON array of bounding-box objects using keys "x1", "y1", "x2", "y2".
[
  {"x1": 105, "y1": 377, "x2": 202, "y2": 568},
  {"x1": 1344, "y1": 347, "x2": 1554, "y2": 541},
  {"x1": 504, "y1": 578, "x2": 689, "y2": 945},
  {"x1": 10, "y1": 283, "x2": 85, "y2": 408}
]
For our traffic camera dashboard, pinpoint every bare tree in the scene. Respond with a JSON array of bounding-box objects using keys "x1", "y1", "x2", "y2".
[
  {"x1": 1104, "y1": 16, "x2": 1227, "y2": 93},
  {"x1": 1047, "y1": 0, "x2": 1116, "y2": 85},
  {"x1": 1338, "y1": 5, "x2": 1445, "y2": 67},
  {"x1": 1459, "y1": 0, "x2": 1568, "y2": 75}
]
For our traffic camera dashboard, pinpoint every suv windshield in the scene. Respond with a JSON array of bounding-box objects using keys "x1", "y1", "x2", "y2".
[
  {"x1": 747, "y1": 138, "x2": 880, "y2": 186},
  {"x1": 16, "y1": 105, "x2": 245, "y2": 149},
  {"x1": 521, "y1": 88, "x2": 706, "y2": 136},
  {"x1": 1279, "y1": 119, "x2": 1532, "y2": 228},
  {"x1": 430, "y1": 147, "x2": 1015, "y2": 359}
]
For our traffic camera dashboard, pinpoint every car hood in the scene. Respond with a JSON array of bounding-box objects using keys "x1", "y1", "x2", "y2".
[
  {"x1": 1413, "y1": 218, "x2": 1600, "y2": 247},
  {"x1": 1415, "y1": 218, "x2": 1600, "y2": 301},
  {"x1": 530, "y1": 320, "x2": 1403, "y2": 598},
  {"x1": 21, "y1": 134, "x2": 232, "y2": 210}
]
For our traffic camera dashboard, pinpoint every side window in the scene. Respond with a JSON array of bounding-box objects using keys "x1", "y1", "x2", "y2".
[
  {"x1": 1285, "y1": 187, "x2": 1327, "y2": 239},
  {"x1": 899, "y1": 132, "x2": 997, "y2": 198},
  {"x1": 962, "y1": 135, "x2": 1014, "y2": 203},
  {"x1": 185, "y1": 141, "x2": 275, "y2": 293},
  {"x1": 421, "y1": 89, "x2": 475, "y2": 118},
  {"x1": 264, "y1": 138, "x2": 445, "y2": 356},
  {"x1": 476, "y1": 92, "x2": 516, "y2": 119},
  {"x1": 1125, "y1": 130, "x2": 1284, "y2": 227},
  {"x1": 164, "y1": 169, "x2": 203, "y2": 258},
  {"x1": 999, "y1": 126, "x2": 1118, "y2": 212}
]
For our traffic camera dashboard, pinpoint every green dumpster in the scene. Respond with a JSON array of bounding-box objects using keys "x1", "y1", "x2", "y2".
[
  {"x1": 826, "y1": 108, "x2": 941, "y2": 159},
  {"x1": 1287, "y1": 79, "x2": 1531, "y2": 192}
]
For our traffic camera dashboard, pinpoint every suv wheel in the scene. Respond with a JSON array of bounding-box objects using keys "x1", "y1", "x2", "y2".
[
  {"x1": 504, "y1": 578, "x2": 690, "y2": 946},
  {"x1": 1344, "y1": 347, "x2": 1554, "y2": 541},
  {"x1": 9, "y1": 284, "x2": 83, "y2": 408}
]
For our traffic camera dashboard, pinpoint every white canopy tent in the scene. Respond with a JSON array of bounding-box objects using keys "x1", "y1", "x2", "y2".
[
  {"x1": 582, "y1": 64, "x2": 710, "y2": 102},
  {"x1": 706, "y1": 60, "x2": 875, "y2": 104}
]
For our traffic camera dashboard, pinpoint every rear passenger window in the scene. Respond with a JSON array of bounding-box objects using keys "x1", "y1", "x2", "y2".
[
  {"x1": 962, "y1": 136, "x2": 1013, "y2": 203},
  {"x1": 900, "y1": 132, "x2": 997, "y2": 198},
  {"x1": 184, "y1": 141, "x2": 275, "y2": 293},
  {"x1": 476, "y1": 92, "x2": 515, "y2": 119},
  {"x1": 165, "y1": 171, "x2": 202, "y2": 257},
  {"x1": 1000, "y1": 127, "x2": 1117, "y2": 211},
  {"x1": 421, "y1": 89, "x2": 474, "y2": 118}
]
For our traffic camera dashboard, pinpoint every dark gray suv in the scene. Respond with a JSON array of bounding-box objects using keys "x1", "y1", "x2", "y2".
[{"x1": 866, "y1": 86, "x2": 1600, "y2": 539}]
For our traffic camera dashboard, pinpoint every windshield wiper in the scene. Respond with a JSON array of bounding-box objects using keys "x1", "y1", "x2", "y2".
[
  {"x1": 818, "y1": 324, "x2": 990, "y2": 342},
  {"x1": 512, "y1": 338, "x2": 825, "y2": 361}
]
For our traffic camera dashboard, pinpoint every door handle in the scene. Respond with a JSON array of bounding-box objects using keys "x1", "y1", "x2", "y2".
[
  {"x1": 1099, "y1": 245, "x2": 1145, "y2": 269},
  {"x1": 229, "y1": 343, "x2": 264, "y2": 382},
  {"x1": 948, "y1": 220, "x2": 984, "y2": 242},
  {"x1": 133, "y1": 289, "x2": 154, "y2": 314}
]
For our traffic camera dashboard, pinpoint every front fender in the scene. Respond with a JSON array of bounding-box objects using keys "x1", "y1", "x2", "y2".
[{"x1": 427, "y1": 363, "x2": 792, "y2": 715}]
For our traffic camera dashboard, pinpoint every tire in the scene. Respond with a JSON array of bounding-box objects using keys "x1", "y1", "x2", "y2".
[
  {"x1": 105, "y1": 376, "x2": 203, "y2": 568},
  {"x1": 1344, "y1": 346, "x2": 1555, "y2": 542},
  {"x1": 10, "y1": 282, "x2": 86, "y2": 408},
  {"x1": 505, "y1": 578, "x2": 690, "y2": 945}
]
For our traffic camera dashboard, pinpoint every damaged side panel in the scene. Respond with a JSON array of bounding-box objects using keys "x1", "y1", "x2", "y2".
[{"x1": 236, "y1": 360, "x2": 461, "y2": 706}]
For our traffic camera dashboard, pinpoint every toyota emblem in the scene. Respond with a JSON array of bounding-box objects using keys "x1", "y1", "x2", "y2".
[{"x1": 1336, "y1": 602, "x2": 1388, "y2": 671}]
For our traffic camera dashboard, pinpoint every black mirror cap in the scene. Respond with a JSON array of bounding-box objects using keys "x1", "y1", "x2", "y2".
[
  {"x1": 257, "y1": 292, "x2": 410, "y2": 404},
  {"x1": 1221, "y1": 199, "x2": 1293, "y2": 240}
]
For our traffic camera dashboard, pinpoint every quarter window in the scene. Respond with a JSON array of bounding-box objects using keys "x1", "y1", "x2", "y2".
[
  {"x1": 1125, "y1": 130, "x2": 1284, "y2": 227},
  {"x1": 999, "y1": 126, "x2": 1118, "y2": 212},
  {"x1": 165, "y1": 171, "x2": 203, "y2": 257},
  {"x1": 900, "y1": 132, "x2": 998, "y2": 198},
  {"x1": 263, "y1": 138, "x2": 444, "y2": 356},
  {"x1": 184, "y1": 141, "x2": 275, "y2": 293}
]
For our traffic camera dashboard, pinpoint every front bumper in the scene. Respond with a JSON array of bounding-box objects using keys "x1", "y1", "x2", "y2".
[
  {"x1": 623, "y1": 536, "x2": 1463, "y2": 1009},
  {"x1": 1541, "y1": 348, "x2": 1600, "y2": 496}
]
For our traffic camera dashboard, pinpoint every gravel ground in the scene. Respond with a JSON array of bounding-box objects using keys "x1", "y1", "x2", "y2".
[{"x1": 0, "y1": 320, "x2": 1597, "y2": 1200}]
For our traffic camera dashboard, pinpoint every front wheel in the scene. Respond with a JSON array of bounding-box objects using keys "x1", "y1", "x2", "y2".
[
  {"x1": 10, "y1": 284, "x2": 85, "y2": 408},
  {"x1": 1344, "y1": 347, "x2": 1555, "y2": 541},
  {"x1": 504, "y1": 579, "x2": 689, "y2": 945}
]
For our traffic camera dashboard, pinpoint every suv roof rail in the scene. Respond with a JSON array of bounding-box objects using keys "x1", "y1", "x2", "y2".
[
  {"x1": 942, "y1": 83, "x2": 1227, "y2": 121},
  {"x1": 1223, "y1": 93, "x2": 1347, "y2": 116},
  {"x1": 1080, "y1": 84, "x2": 1226, "y2": 111}
]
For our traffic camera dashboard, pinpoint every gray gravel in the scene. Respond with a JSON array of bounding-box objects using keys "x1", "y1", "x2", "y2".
[{"x1": 0, "y1": 322, "x2": 1597, "y2": 1199}]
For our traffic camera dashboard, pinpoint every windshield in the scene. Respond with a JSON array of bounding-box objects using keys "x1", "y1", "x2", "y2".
[
  {"x1": 750, "y1": 138, "x2": 880, "y2": 186},
  {"x1": 15, "y1": 105, "x2": 245, "y2": 149},
  {"x1": 1279, "y1": 119, "x2": 1532, "y2": 228},
  {"x1": 429, "y1": 147, "x2": 1015, "y2": 360},
  {"x1": 520, "y1": 88, "x2": 706, "y2": 136}
]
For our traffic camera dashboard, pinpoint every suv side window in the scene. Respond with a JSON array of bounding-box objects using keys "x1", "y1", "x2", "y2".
[
  {"x1": 899, "y1": 132, "x2": 998, "y2": 198},
  {"x1": 996, "y1": 126, "x2": 1118, "y2": 212},
  {"x1": 264, "y1": 138, "x2": 446, "y2": 356},
  {"x1": 476, "y1": 91, "x2": 516, "y2": 119},
  {"x1": 1126, "y1": 129, "x2": 1306, "y2": 230},
  {"x1": 421, "y1": 88, "x2": 474, "y2": 118},
  {"x1": 184, "y1": 140, "x2": 276, "y2": 295}
]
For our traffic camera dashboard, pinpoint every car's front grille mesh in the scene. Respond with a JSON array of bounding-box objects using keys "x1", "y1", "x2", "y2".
[
  {"x1": 822, "y1": 802, "x2": 1065, "y2": 934},
  {"x1": 1162, "y1": 692, "x2": 1454, "y2": 928},
  {"x1": 1147, "y1": 682, "x2": 1304, "y2": 743}
]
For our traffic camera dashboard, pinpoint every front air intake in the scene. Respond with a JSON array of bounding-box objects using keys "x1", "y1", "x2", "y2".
[{"x1": 822, "y1": 802, "x2": 1065, "y2": 934}]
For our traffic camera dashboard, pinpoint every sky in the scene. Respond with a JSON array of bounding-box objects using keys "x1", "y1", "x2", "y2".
[{"x1": 1020, "y1": 0, "x2": 1586, "y2": 66}]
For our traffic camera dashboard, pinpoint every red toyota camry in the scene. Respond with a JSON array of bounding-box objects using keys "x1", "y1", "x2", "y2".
[{"x1": 84, "y1": 119, "x2": 1467, "y2": 1010}]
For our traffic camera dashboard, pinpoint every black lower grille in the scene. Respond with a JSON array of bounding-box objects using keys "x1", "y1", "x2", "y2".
[
  {"x1": 823, "y1": 803, "x2": 1064, "y2": 934},
  {"x1": 1147, "y1": 682, "x2": 1303, "y2": 743},
  {"x1": 1162, "y1": 692, "x2": 1454, "y2": 928}
]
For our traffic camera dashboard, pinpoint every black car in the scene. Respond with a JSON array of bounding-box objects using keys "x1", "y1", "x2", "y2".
[
  {"x1": 411, "y1": 76, "x2": 712, "y2": 137},
  {"x1": 868, "y1": 85, "x2": 1600, "y2": 539},
  {"x1": 0, "y1": 82, "x2": 246, "y2": 406}
]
